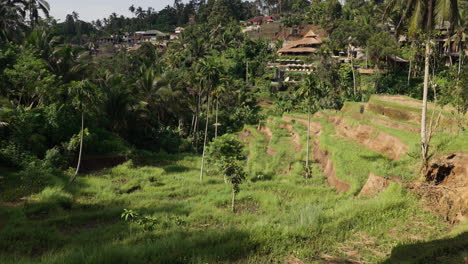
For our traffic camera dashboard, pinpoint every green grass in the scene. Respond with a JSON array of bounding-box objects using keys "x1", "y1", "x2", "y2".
[
  {"x1": 1, "y1": 102, "x2": 466, "y2": 263},
  {"x1": 1, "y1": 151, "x2": 451, "y2": 264},
  {"x1": 0, "y1": 148, "x2": 453, "y2": 263}
]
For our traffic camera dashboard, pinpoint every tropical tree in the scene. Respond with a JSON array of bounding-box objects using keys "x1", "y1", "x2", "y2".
[
  {"x1": 68, "y1": 80, "x2": 98, "y2": 183},
  {"x1": 0, "y1": 0, "x2": 27, "y2": 42},
  {"x1": 296, "y1": 73, "x2": 322, "y2": 178},
  {"x1": 386, "y1": 0, "x2": 461, "y2": 170},
  {"x1": 24, "y1": 0, "x2": 50, "y2": 27},
  {"x1": 135, "y1": 66, "x2": 170, "y2": 123},
  {"x1": 197, "y1": 56, "x2": 224, "y2": 182},
  {"x1": 206, "y1": 134, "x2": 246, "y2": 212}
]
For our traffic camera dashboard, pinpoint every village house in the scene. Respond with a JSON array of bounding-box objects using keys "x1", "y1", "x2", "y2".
[{"x1": 278, "y1": 30, "x2": 322, "y2": 56}]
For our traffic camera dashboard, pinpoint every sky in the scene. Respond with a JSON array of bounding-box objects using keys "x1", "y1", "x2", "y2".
[{"x1": 48, "y1": 0, "x2": 179, "y2": 22}]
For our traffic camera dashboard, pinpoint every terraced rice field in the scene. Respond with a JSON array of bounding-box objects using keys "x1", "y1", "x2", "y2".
[{"x1": 0, "y1": 96, "x2": 467, "y2": 264}]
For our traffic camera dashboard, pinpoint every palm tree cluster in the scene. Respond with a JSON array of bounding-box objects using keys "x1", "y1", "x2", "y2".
[
  {"x1": 0, "y1": 0, "x2": 273, "y2": 184},
  {"x1": 0, "y1": 0, "x2": 49, "y2": 41}
]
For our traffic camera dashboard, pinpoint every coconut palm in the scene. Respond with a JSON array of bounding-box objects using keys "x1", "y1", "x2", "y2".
[
  {"x1": 0, "y1": 0, "x2": 27, "y2": 41},
  {"x1": 296, "y1": 72, "x2": 322, "y2": 178},
  {"x1": 68, "y1": 80, "x2": 98, "y2": 183},
  {"x1": 386, "y1": 0, "x2": 461, "y2": 170},
  {"x1": 136, "y1": 66, "x2": 171, "y2": 123},
  {"x1": 24, "y1": 0, "x2": 50, "y2": 27},
  {"x1": 197, "y1": 56, "x2": 224, "y2": 182}
]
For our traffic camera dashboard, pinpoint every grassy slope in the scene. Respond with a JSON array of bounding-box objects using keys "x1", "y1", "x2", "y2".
[{"x1": 0, "y1": 97, "x2": 467, "y2": 263}]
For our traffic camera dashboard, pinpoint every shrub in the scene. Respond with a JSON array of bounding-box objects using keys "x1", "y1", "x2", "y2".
[
  {"x1": 43, "y1": 147, "x2": 66, "y2": 168},
  {"x1": 38, "y1": 186, "x2": 73, "y2": 209}
]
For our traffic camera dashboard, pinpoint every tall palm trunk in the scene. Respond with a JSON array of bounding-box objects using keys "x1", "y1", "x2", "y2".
[
  {"x1": 349, "y1": 48, "x2": 357, "y2": 97},
  {"x1": 70, "y1": 108, "x2": 84, "y2": 183},
  {"x1": 421, "y1": 40, "x2": 431, "y2": 170},
  {"x1": 305, "y1": 104, "x2": 311, "y2": 178},
  {"x1": 194, "y1": 91, "x2": 201, "y2": 150},
  {"x1": 200, "y1": 95, "x2": 211, "y2": 182},
  {"x1": 459, "y1": 43, "x2": 463, "y2": 76},
  {"x1": 407, "y1": 41, "x2": 415, "y2": 87},
  {"x1": 407, "y1": 59, "x2": 412, "y2": 86},
  {"x1": 215, "y1": 98, "x2": 219, "y2": 138}
]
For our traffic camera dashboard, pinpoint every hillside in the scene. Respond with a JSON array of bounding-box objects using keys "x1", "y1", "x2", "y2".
[{"x1": 0, "y1": 95, "x2": 466, "y2": 264}]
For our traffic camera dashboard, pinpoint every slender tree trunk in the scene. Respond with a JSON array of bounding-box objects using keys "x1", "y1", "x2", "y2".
[
  {"x1": 459, "y1": 43, "x2": 463, "y2": 76},
  {"x1": 366, "y1": 49, "x2": 369, "y2": 69},
  {"x1": 350, "y1": 57, "x2": 356, "y2": 97},
  {"x1": 70, "y1": 110, "x2": 84, "y2": 184},
  {"x1": 200, "y1": 95, "x2": 211, "y2": 182},
  {"x1": 421, "y1": 40, "x2": 431, "y2": 171},
  {"x1": 305, "y1": 104, "x2": 311, "y2": 178},
  {"x1": 246, "y1": 62, "x2": 249, "y2": 85},
  {"x1": 189, "y1": 114, "x2": 195, "y2": 136},
  {"x1": 231, "y1": 188, "x2": 236, "y2": 213},
  {"x1": 407, "y1": 59, "x2": 412, "y2": 87},
  {"x1": 215, "y1": 98, "x2": 219, "y2": 138},
  {"x1": 194, "y1": 91, "x2": 201, "y2": 150}
]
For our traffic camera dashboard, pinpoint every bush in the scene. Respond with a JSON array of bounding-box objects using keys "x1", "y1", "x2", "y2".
[
  {"x1": 43, "y1": 147, "x2": 66, "y2": 168},
  {"x1": 38, "y1": 186, "x2": 73, "y2": 209}
]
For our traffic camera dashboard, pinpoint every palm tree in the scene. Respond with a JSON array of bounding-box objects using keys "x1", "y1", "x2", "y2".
[
  {"x1": 386, "y1": 0, "x2": 460, "y2": 170},
  {"x1": 69, "y1": 80, "x2": 97, "y2": 183},
  {"x1": 136, "y1": 66, "x2": 170, "y2": 122},
  {"x1": 0, "y1": 0, "x2": 27, "y2": 42},
  {"x1": 197, "y1": 56, "x2": 223, "y2": 182},
  {"x1": 24, "y1": 0, "x2": 50, "y2": 27},
  {"x1": 296, "y1": 73, "x2": 322, "y2": 178},
  {"x1": 129, "y1": 5, "x2": 136, "y2": 17}
]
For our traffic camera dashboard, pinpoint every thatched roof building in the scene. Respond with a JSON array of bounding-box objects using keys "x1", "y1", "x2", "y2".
[{"x1": 278, "y1": 30, "x2": 322, "y2": 56}]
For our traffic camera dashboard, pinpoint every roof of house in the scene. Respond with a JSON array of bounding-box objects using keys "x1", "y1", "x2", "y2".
[
  {"x1": 249, "y1": 16, "x2": 264, "y2": 23},
  {"x1": 278, "y1": 30, "x2": 322, "y2": 54},
  {"x1": 388, "y1": 56, "x2": 409, "y2": 63},
  {"x1": 144, "y1": 30, "x2": 165, "y2": 36},
  {"x1": 279, "y1": 47, "x2": 318, "y2": 53},
  {"x1": 304, "y1": 30, "x2": 318, "y2": 38}
]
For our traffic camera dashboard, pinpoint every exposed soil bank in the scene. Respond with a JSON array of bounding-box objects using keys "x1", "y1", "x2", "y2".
[
  {"x1": 313, "y1": 137, "x2": 350, "y2": 193},
  {"x1": 239, "y1": 129, "x2": 255, "y2": 142},
  {"x1": 257, "y1": 125, "x2": 276, "y2": 156},
  {"x1": 410, "y1": 153, "x2": 468, "y2": 223},
  {"x1": 326, "y1": 115, "x2": 408, "y2": 160},
  {"x1": 279, "y1": 122, "x2": 301, "y2": 152},
  {"x1": 359, "y1": 173, "x2": 390, "y2": 197}
]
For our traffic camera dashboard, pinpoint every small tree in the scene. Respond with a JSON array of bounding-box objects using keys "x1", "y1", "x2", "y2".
[
  {"x1": 295, "y1": 73, "x2": 322, "y2": 178},
  {"x1": 222, "y1": 160, "x2": 246, "y2": 213},
  {"x1": 206, "y1": 134, "x2": 246, "y2": 212},
  {"x1": 68, "y1": 80, "x2": 98, "y2": 183}
]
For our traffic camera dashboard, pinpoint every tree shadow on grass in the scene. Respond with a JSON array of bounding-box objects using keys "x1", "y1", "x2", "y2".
[
  {"x1": 162, "y1": 164, "x2": 192, "y2": 174},
  {"x1": 358, "y1": 154, "x2": 387, "y2": 162},
  {"x1": 49, "y1": 227, "x2": 257, "y2": 264},
  {"x1": 383, "y1": 232, "x2": 468, "y2": 264}
]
